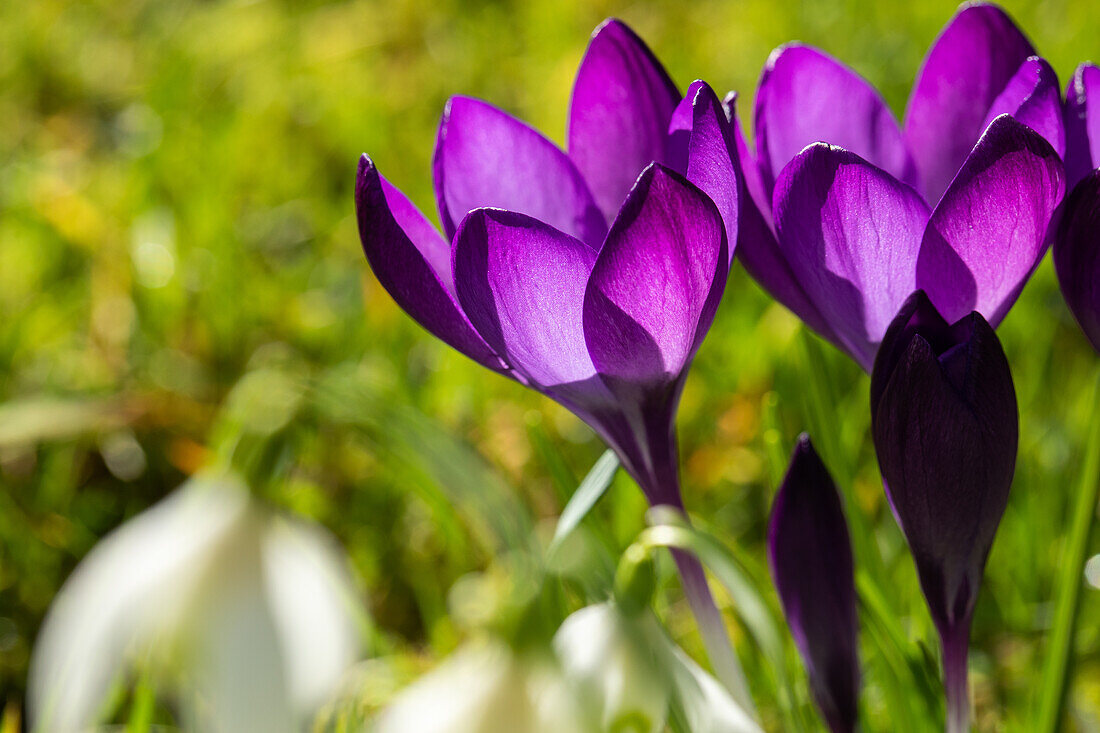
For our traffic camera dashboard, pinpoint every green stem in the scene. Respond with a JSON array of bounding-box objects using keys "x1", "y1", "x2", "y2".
[{"x1": 1035, "y1": 367, "x2": 1100, "y2": 731}]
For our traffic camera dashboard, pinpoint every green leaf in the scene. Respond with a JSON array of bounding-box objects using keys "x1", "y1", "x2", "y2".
[
  {"x1": 125, "y1": 673, "x2": 156, "y2": 733},
  {"x1": 1035, "y1": 367, "x2": 1100, "y2": 731},
  {"x1": 548, "y1": 449, "x2": 619, "y2": 555},
  {"x1": 639, "y1": 518, "x2": 782, "y2": 671}
]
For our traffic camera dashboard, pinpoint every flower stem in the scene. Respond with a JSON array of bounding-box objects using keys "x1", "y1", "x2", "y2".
[
  {"x1": 942, "y1": 623, "x2": 971, "y2": 733},
  {"x1": 623, "y1": 403, "x2": 756, "y2": 717},
  {"x1": 671, "y1": 546, "x2": 756, "y2": 716}
]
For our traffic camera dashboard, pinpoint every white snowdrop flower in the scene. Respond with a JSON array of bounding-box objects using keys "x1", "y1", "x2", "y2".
[
  {"x1": 662, "y1": 637, "x2": 763, "y2": 733},
  {"x1": 554, "y1": 602, "x2": 762, "y2": 733},
  {"x1": 371, "y1": 640, "x2": 593, "y2": 733},
  {"x1": 29, "y1": 473, "x2": 361, "y2": 733},
  {"x1": 553, "y1": 603, "x2": 669, "y2": 733}
]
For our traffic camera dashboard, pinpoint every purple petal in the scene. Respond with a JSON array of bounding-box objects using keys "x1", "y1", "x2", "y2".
[
  {"x1": 768, "y1": 435, "x2": 858, "y2": 733},
  {"x1": 773, "y1": 144, "x2": 931, "y2": 370},
  {"x1": 871, "y1": 301, "x2": 1017, "y2": 635},
  {"x1": 916, "y1": 115, "x2": 1064, "y2": 326},
  {"x1": 727, "y1": 94, "x2": 844, "y2": 343},
  {"x1": 1064, "y1": 63, "x2": 1100, "y2": 189},
  {"x1": 668, "y1": 81, "x2": 741, "y2": 263},
  {"x1": 980, "y1": 57, "x2": 1065, "y2": 158},
  {"x1": 354, "y1": 156, "x2": 502, "y2": 371},
  {"x1": 755, "y1": 44, "x2": 917, "y2": 197},
  {"x1": 904, "y1": 3, "x2": 1035, "y2": 203},
  {"x1": 1053, "y1": 171, "x2": 1100, "y2": 353},
  {"x1": 568, "y1": 18, "x2": 681, "y2": 221},
  {"x1": 726, "y1": 91, "x2": 773, "y2": 233},
  {"x1": 452, "y1": 207, "x2": 604, "y2": 405},
  {"x1": 583, "y1": 164, "x2": 727, "y2": 391},
  {"x1": 433, "y1": 96, "x2": 607, "y2": 246}
]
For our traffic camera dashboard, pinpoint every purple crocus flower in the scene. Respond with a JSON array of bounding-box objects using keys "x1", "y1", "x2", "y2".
[
  {"x1": 735, "y1": 3, "x2": 1065, "y2": 370},
  {"x1": 1053, "y1": 63, "x2": 1100, "y2": 353},
  {"x1": 356, "y1": 17, "x2": 743, "y2": 508},
  {"x1": 870, "y1": 290, "x2": 1018, "y2": 733},
  {"x1": 769, "y1": 115, "x2": 1061, "y2": 371},
  {"x1": 768, "y1": 435, "x2": 858, "y2": 733},
  {"x1": 356, "y1": 18, "x2": 753, "y2": 707}
]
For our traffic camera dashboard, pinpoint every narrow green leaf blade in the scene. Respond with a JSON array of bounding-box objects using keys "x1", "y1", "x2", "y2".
[
  {"x1": 549, "y1": 450, "x2": 619, "y2": 553},
  {"x1": 1035, "y1": 368, "x2": 1100, "y2": 731}
]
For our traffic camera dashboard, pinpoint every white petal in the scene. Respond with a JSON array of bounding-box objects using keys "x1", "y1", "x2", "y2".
[
  {"x1": 372, "y1": 643, "x2": 520, "y2": 733},
  {"x1": 28, "y1": 476, "x2": 249, "y2": 733},
  {"x1": 660, "y1": 640, "x2": 763, "y2": 733},
  {"x1": 553, "y1": 603, "x2": 669, "y2": 733},
  {"x1": 372, "y1": 642, "x2": 591, "y2": 733},
  {"x1": 180, "y1": 509, "x2": 297, "y2": 733},
  {"x1": 261, "y1": 515, "x2": 361, "y2": 715}
]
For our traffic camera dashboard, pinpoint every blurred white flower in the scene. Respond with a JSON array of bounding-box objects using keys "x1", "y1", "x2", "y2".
[
  {"x1": 554, "y1": 603, "x2": 762, "y2": 733},
  {"x1": 371, "y1": 640, "x2": 593, "y2": 733},
  {"x1": 664, "y1": 637, "x2": 763, "y2": 733},
  {"x1": 553, "y1": 603, "x2": 668, "y2": 733},
  {"x1": 29, "y1": 473, "x2": 361, "y2": 733}
]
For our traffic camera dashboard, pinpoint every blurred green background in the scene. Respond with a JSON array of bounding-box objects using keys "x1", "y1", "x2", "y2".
[{"x1": 1, "y1": 0, "x2": 1099, "y2": 730}]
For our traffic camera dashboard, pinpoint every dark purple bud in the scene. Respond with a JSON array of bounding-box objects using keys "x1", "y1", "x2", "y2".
[
  {"x1": 1063, "y1": 62, "x2": 1099, "y2": 189},
  {"x1": 1053, "y1": 170, "x2": 1100, "y2": 354},
  {"x1": 870, "y1": 290, "x2": 1017, "y2": 731},
  {"x1": 768, "y1": 435, "x2": 858, "y2": 733}
]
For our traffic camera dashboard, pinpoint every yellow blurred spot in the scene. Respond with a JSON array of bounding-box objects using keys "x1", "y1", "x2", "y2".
[
  {"x1": 717, "y1": 395, "x2": 759, "y2": 444},
  {"x1": 30, "y1": 175, "x2": 106, "y2": 247},
  {"x1": 854, "y1": 474, "x2": 884, "y2": 516},
  {"x1": 1, "y1": 700, "x2": 20, "y2": 733},
  {"x1": 168, "y1": 438, "x2": 211, "y2": 475}
]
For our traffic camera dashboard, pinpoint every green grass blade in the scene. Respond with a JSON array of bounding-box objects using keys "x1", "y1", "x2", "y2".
[
  {"x1": 548, "y1": 449, "x2": 619, "y2": 554},
  {"x1": 125, "y1": 673, "x2": 156, "y2": 733},
  {"x1": 1034, "y1": 367, "x2": 1100, "y2": 731}
]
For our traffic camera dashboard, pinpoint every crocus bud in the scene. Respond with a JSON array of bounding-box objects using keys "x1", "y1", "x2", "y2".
[
  {"x1": 1053, "y1": 169, "x2": 1100, "y2": 354},
  {"x1": 870, "y1": 290, "x2": 1018, "y2": 732},
  {"x1": 767, "y1": 435, "x2": 858, "y2": 733}
]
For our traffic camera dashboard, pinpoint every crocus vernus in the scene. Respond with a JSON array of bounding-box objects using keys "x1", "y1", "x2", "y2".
[
  {"x1": 736, "y1": 3, "x2": 1065, "y2": 369},
  {"x1": 870, "y1": 291, "x2": 1018, "y2": 733},
  {"x1": 768, "y1": 114, "x2": 1062, "y2": 371},
  {"x1": 768, "y1": 435, "x2": 858, "y2": 733},
  {"x1": 356, "y1": 18, "x2": 742, "y2": 503},
  {"x1": 1054, "y1": 63, "x2": 1100, "y2": 353},
  {"x1": 356, "y1": 18, "x2": 753, "y2": 706}
]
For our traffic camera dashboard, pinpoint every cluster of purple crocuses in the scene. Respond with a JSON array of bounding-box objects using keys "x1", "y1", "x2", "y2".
[{"x1": 356, "y1": 4, "x2": 1100, "y2": 732}]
